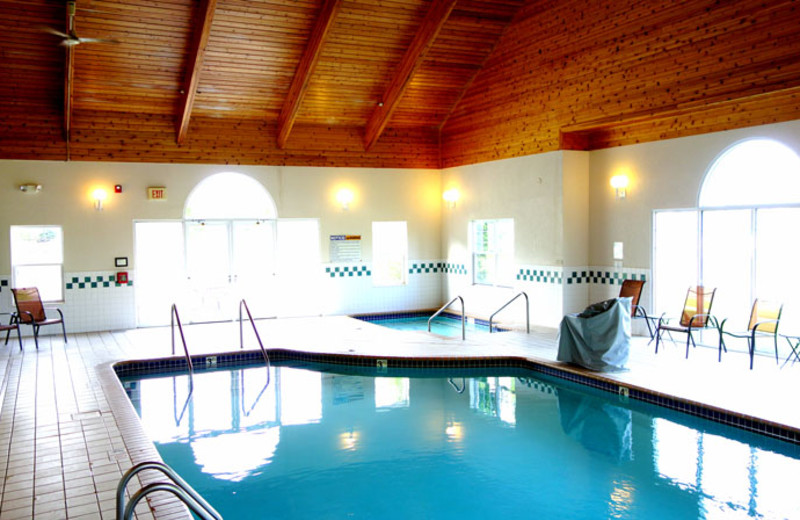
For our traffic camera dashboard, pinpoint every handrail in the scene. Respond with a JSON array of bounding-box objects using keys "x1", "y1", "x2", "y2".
[
  {"x1": 429, "y1": 296, "x2": 465, "y2": 340},
  {"x1": 171, "y1": 304, "x2": 193, "y2": 375},
  {"x1": 489, "y1": 291, "x2": 529, "y2": 334},
  {"x1": 116, "y1": 461, "x2": 222, "y2": 520},
  {"x1": 239, "y1": 300, "x2": 271, "y2": 379}
]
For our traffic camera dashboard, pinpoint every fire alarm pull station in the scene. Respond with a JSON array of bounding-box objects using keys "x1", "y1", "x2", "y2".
[{"x1": 116, "y1": 272, "x2": 128, "y2": 284}]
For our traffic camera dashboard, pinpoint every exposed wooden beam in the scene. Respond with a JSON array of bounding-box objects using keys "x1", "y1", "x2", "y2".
[
  {"x1": 176, "y1": 0, "x2": 217, "y2": 144},
  {"x1": 363, "y1": 0, "x2": 457, "y2": 150},
  {"x1": 277, "y1": 0, "x2": 342, "y2": 149}
]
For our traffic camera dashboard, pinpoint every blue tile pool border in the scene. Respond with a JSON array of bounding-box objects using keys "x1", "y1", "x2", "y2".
[{"x1": 112, "y1": 348, "x2": 800, "y2": 446}]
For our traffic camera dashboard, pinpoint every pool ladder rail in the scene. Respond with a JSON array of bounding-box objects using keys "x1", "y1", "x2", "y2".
[
  {"x1": 116, "y1": 461, "x2": 222, "y2": 520},
  {"x1": 429, "y1": 295, "x2": 466, "y2": 340},
  {"x1": 489, "y1": 291, "x2": 530, "y2": 334},
  {"x1": 170, "y1": 304, "x2": 194, "y2": 376},
  {"x1": 239, "y1": 299, "x2": 271, "y2": 379}
]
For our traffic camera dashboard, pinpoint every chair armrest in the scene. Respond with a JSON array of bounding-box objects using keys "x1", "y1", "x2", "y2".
[
  {"x1": 55, "y1": 308, "x2": 64, "y2": 320},
  {"x1": 687, "y1": 313, "x2": 717, "y2": 329},
  {"x1": 752, "y1": 318, "x2": 779, "y2": 332}
]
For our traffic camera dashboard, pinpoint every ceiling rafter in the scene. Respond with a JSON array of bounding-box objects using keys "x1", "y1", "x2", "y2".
[
  {"x1": 176, "y1": 0, "x2": 218, "y2": 145},
  {"x1": 277, "y1": 0, "x2": 343, "y2": 149},
  {"x1": 363, "y1": 0, "x2": 457, "y2": 151}
]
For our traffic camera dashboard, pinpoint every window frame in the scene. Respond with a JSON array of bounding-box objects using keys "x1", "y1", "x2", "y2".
[
  {"x1": 10, "y1": 225, "x2": 65, "y2": 303},
  {"x1": 470, "y1": 218, "x2": 514, "y2": 287}
]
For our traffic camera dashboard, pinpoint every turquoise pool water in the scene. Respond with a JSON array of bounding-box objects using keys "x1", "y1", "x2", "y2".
[
  {"x1": 360, "y1": 315, "x2": 498, "y2": 336},
  {"x1": 121, "y1": 363, "x2": 800, "y2": 519}
]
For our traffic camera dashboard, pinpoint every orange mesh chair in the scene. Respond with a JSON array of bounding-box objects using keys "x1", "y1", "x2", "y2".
[
  {"x1": 619, "y1": 279, "x2": 654, "y2": 338},
  {"x1": 654, "y1": 286, "x2": 717, "y2": 358},
  {"x1": 11, "y1": 287, "x2": 67, "y2": 349},
  {"x1": 718, "y1": 299, "x2": 782, "y2": 370},
  {"x1": 1, "y1": 314, "x2": 23, "y2": 350}
]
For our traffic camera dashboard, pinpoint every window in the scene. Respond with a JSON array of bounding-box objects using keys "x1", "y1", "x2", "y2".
[
  {"x1": 10, "y1": 225, "x2": 64, "y2": 302},
  {"x1": 471, "y1": 219, "x2": 514, "y2": 286},
  {"x1": 653, "y1": 138, "x2": 800, "y2": 339},
  {"x1": 372, "y1": 221, "x2": 407, "y2": 286}
]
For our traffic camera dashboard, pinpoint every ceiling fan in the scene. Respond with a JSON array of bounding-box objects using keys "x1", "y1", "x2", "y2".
[{"x1": 44, "y1": 0, "x2": 117, "y2": 47}]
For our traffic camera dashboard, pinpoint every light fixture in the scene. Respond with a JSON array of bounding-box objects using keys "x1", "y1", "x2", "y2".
[
  {"x1": 443, "y1": 188, "x2": 460, "y2": 209},
  {"x1": 92, "y1": 188, "x2": 108, "y2": 211},
  {"x1": 610, "y1": 174, "x2": 629, "y2": 199},
  {"x1": 19, "y1": 184, "x2": 42, "y2": 194},
  {"x1": 336, "y1": 188, "x2": 354, "y2": 211}
]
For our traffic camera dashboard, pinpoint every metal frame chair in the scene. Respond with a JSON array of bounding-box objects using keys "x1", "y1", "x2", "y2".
[
  {"x1": 11, "y1": 287, "x2": 67, "y2": 349},
  {"x1": 654, "y1": 286, "x2": 718, "y2": 358},
  {"x1": 718, "y1": 299, "x2": 782, "y2": 370},
  {"x1": 1, "y1": 312, "x2": 23, "y2": 350},
  {"x1": 619, "y1": 279, "x2": 654, "y2": 338}
]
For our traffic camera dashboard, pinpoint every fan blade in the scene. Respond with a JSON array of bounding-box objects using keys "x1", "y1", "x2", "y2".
[
  {"x1": 78, "y1": 37, "x2": 120, "y2": 44},
  {"x1": 42, "y1": 26, "x2": 70, "y2": 39}
]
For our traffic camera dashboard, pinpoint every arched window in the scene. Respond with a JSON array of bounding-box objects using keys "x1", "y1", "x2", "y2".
[
  {"x1": 184, "y1": 172, "x2": 277, "y2": 220},
  {"x1": 654, "y1": 138, "x2": 800, "y2": 346},
  {"x1": 699, "y1": 138, "x2": 800, "y2": 208}
]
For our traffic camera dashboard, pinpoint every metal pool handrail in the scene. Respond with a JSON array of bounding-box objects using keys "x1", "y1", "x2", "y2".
[
  {"x1": 239, "y1": 299, "x2": 271, "y2": 374},
  {"x1": 429, "y1": 295, "x2": 465, "y2": 340},
  {"x1": 489, "y1": 291, "x2": 530, "y2": 333},
  {"x1": 170, "y1": 304, "x2": 193, "y2": 375},
  {"x1": 116, "y1": 461, "x2": 222, "y2": 520}
]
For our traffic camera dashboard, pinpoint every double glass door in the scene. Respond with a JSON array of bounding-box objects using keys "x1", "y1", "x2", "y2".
[{"x1": 184, "y1": 220, "x2": 276, "y2": 323}]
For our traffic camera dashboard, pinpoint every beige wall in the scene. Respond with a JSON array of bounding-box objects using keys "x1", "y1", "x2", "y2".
[
  {"x1": 441, "y1": 151, "x2": 565, "y2": 266},
  {"x1": 587, "y1": 119, "x2": 800, "y2": 269},
  {"x1": 0, "y1": 161, "x2": 442, "y2": 272},
  {"x1": 561, "y1": 151, "x2": 590, "y2": 267}
]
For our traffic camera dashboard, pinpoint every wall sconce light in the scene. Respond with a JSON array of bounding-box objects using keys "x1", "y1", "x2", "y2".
[
  {"x1": 92, "y1": 188, "x2": 108, "y2": 211},
  {"x1": 19, "y1": 184, "x2": 42, "y2": 193},
  {"x1": 443, "y1": 188, "x2": 460, "y2": 209},
  {"x1": 610, "y1": 175, "x2": 629, "y2": 199},
  {"x1": 336, "y1": 188, "x2": 354, "y2": 211}
]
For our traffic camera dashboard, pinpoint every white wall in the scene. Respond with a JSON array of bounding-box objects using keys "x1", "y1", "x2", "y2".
[{"x1": 0, "y1": 160, "x2": 443, "y2": 331}]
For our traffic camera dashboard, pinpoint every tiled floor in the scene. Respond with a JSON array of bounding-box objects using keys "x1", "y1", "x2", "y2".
[{"x1": 1, "y1": 316, "x2": 799, "y2": 519}]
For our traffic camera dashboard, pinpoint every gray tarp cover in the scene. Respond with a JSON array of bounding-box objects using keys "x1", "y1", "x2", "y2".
[{"x1": 556, "y1": 297, "x2": 632, "y2": 371}]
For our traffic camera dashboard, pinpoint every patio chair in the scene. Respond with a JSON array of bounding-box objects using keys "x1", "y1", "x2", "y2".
[
  {"x1": 654, "y1": 286, "x2": 718, "y2": 359},
  {"x1": 1, "y1": 313, "x2": 23, "y2": 350},
  {"x1": 619, "y1": 279, "x2": 654, "y2": 338},
  {"x1": 11, "y1": 287, "x2": 67, "y2": 349},
  {"x1": 718, "y1": 299, "x2": 782, "y2": 370}
]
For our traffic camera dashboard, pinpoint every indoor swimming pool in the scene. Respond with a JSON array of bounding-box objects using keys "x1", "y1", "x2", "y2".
[{"x1": 120, "y1": 361, "x2": 800, "y2": 519}]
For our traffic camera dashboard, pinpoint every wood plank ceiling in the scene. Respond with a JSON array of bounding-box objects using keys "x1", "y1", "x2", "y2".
[{"x1": 1, "y1": 0, "x2": 799, "y2": 168}]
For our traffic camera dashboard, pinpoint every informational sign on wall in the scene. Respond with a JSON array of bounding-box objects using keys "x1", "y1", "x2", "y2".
[{"x1": 330, "y1": 235, "x2": 361, "y2": 262}]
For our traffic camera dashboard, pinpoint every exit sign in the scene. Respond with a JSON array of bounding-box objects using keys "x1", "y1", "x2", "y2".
[{"x1": 147, "y1": 187, "x2": 167, "y2": 200}]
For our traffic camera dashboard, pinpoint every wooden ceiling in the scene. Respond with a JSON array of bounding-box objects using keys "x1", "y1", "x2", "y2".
[{"x1": 2, "y1": 0, "x2": 800, "y2": 168}]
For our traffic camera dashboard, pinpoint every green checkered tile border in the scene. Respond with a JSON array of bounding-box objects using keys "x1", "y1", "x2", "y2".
[
  {"x1": 566, "y1": 270, "x2": 646, "y2": 285},
  {"x1": 517, "y1": 269, "x2": 562, "y2": 284},
  {"x1": 409, "y1": 262, "x2": 441, "y2": 274},
  {"x1": 443, "y1": 263, "x2": 467, "y2": 275},
  {"x1": 66, "y1": 275, "x2": 133, "y2": 289},
  {"x1": 326, "y1": 265, "x2": 371, "y2": 278}
]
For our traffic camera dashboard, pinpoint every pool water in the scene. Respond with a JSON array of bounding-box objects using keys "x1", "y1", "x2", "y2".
[
  {"x1": 361, "y1": 315, "x2": 499, "y2": 336},
  {"x1": 121, "y1": 363, "x2": 800, "y2": 519}
]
